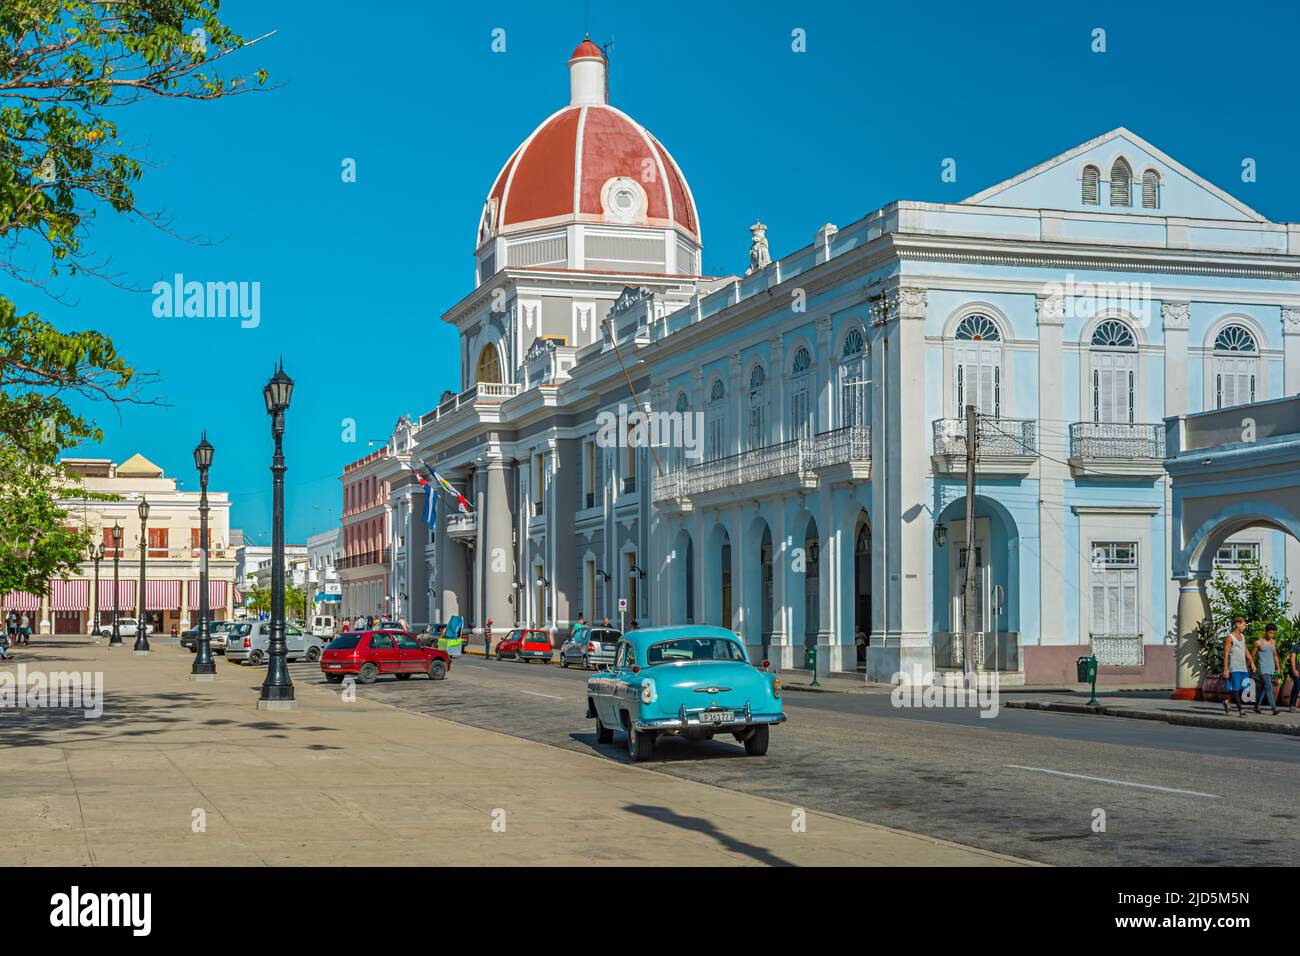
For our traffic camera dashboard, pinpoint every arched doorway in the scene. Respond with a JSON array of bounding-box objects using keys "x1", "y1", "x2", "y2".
[
  {"x1": 671, "y1": 528, "x2": 695, "y2": 624},
  {"x1": 705, "y1": 524, "x2": 732, "y2": 629},
  {"x1": 854, "y1": 514, "x2": 871, "y2": 670},
  {"x1": 932, "y1": 495, "x2": 1019, "y2": 670}
]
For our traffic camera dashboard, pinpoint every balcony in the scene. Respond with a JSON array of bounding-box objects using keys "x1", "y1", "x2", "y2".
[
  {"x1": 445, "y1": 511, "x2": 477, "y2": 541},
  {"x1": 655, "y1": 425, "x2": 870, "y2": 507},
  {"x1": 337, "y1": 548, "x2": 389, "y2": 571},
  {"x1": 931, "y1": 417, "x2": 1037, "y2": 477},
  {"x1": 1068, "y1": 423, "x2": 1166, "y2": 479},
  {"x1": 419, "y1": 381, "x2": 522, "y2": 427}
]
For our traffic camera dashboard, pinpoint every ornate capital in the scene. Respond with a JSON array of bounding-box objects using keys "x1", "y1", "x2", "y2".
[
  {"x1": 883, "y1": 286, "x2": 928, "y2": 322},
  {"x1": 1035, "y1": 294, "x2": 1065, "y2": 326},
  {"x1": 769, "y1": 335, "x2": 785, "y2": 361},
  {"x1": 728, "y1": 350, "x2": 742, "y2": 373},
  {"x1": 1283, "y1": 306, "x2": 1300, "y2": 335},
  {"x1": 815, "y1": 315, "x2": 833, "y2": 344},
  {"x1": 1162, "y1": 301, "x2": 1190, "y2": 331},
  {"x1": 868, "y1": 295, "x2": 888, "y2": 327}
]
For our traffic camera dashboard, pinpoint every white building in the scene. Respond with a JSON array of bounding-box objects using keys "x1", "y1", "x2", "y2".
[
  {"x1": 306, "y1": 527, "x2": 343, "y2": 616},
  {"x1": 376, "y1": 39, "x2": 1300, "y2": 683}
]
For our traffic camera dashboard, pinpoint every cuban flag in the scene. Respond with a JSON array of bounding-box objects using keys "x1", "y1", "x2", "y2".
[{"x1": 419, "y1": 464, "x2": 439, "y2": 524}]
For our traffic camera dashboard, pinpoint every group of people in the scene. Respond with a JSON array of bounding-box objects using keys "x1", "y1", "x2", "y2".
[
  {"x1": 339, "y1": 615, "x2": 409, "y2": 634},
  {"x1": 1220, "y1": 616, "x2": 1300, "y2": 716},
  {"x1": 1, "y1": 611, "x2": 34, "y2": 659}
]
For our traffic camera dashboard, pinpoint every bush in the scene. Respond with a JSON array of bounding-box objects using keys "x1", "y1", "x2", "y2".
[{"x1": 1196, "y1": 560, "x2": 1295, "y2": 682}]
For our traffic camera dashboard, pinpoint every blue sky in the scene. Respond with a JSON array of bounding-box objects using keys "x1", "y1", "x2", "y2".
[{"x1": 23, "y1": 0, "x2": 1300, "y2": 544}]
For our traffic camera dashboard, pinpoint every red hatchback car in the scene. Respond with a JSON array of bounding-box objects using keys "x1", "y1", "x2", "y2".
[
  {"x1": 320, "y1": 630, "x2": 451, "y2": 684},
  {"x1": 495, "y1": 628, "x2": 553, "y2": 663}
]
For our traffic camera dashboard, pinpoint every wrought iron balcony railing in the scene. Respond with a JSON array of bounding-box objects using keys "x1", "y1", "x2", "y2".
[
  {"x1": 932, "y1": 418, "x2": 1037, "y2": 457},
  {"x1": 1069, "y1": 422, "x2": 1165, "y2": 460}
]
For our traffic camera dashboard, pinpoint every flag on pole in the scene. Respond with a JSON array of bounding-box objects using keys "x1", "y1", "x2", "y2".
[
  {"x1": 421, "y1": 464, "x2": 439, "y2": 524},
  {"x1": 430, "y1": 467, "x2": 472, "y2": 514}
]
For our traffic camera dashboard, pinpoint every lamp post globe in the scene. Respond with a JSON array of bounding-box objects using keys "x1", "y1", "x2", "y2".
[
  {"x1": 259, "y1": 359, "x2": 297, "y2": 710},
  {"x1": 191, "y1": 432, "x2": 217, "y2": 678},
  {"x1": 109, "y1": 523, "x2": 123, "y2": 646}
]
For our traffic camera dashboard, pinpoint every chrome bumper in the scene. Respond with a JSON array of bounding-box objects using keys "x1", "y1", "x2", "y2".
[{"x1": 633, "y1": 712, "x2": 786, "y2": 732}]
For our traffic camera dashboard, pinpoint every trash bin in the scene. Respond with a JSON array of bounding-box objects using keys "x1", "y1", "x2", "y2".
[{"x1": 1076, "y1": 656, "x2": 1098, "y2": 684}]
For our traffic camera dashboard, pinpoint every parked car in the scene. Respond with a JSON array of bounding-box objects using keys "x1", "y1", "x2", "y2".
[
  {"x1": 226, "y1": 620, "x2": 327, "y2": 665},
  {"x1": 495, "y1": 628, "x2": 553, "y2": 663},
  {"x1": 180, "y1": 620, "x2": 238, "y2": 653},
  {"x1": 320, "y1": 630, "x2": 451, "y2": 684},
  {"x1": 560, "y1": 626, "x2": 620, "y2": 669},
  {"x1": 586, "y1": 625, "x2": 785, "y2": 761},
  {"x1": 97, "y1": 618, "x2": 151, "y2": 640}
]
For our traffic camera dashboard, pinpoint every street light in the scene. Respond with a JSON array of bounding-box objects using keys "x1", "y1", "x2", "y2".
[
  {"x1": 109, "y1": 523, "x2": 123, "y2": 646},
  {"x1": 89, "y1": 543, "x2": 103, "y2": 639},
  {"x1": 933, "y1": 522, "x2": 947, "y2": 549},
  {"x1": 134, "y1": 497, "x2": 151, "y2": 653},
  {"x1": 191, "y1": 432, "x2": 217, "y2": 679},
  {"x1": 259, "y1": 359, "x2": 296, "y2": 710}
]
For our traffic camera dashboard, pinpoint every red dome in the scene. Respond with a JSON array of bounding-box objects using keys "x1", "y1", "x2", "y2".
[{"x1": 569, "y1": 38, "x2": 605, "y2": 62}]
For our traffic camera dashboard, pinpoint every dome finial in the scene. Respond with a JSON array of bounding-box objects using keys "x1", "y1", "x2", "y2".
[{"x1": 568, "y1": 37, "x2": 607, "y2": 106}]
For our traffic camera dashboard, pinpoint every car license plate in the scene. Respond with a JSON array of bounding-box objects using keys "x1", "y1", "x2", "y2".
[
  {"x1": 699, "y1": 710, "x2": 734, "y2": 724},
  {"x1": 328, "y1": 664, "x2": 342, "y2": 669}
]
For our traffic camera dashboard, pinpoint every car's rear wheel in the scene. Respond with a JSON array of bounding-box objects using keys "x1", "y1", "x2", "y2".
[
  {"x1": 249, "y1": 649, "x2": 265, "y2": 666},
  {"x1": 325, "y1": 673, "x2": 344, "y2": 684},
  {"x1": 428, "y1": 660, "x2": 447, "y2": 681},
  {"x1": 595, "y1": 716, "x2": 614, "y2": 745},
  {"x1": 395, "y1": 673, "x2": 411, "y2": 681},
  {"x1": 743, "y1": 725, "x2": 770, "y2": 756},
  {"x1": 357, "y1": 663, "x2": 378, "y2": 685},
  {"x1": 306, "y1": 646, "x2": 322, "y2": 663},
  {"x1": 560, "y1": 655, "x2": 569, "y2": 668},
  {"x1": 627, "y1": 723, "x2": 655, "y2": 762}
]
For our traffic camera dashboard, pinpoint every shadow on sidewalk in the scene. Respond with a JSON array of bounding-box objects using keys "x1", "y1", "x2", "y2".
[{"x1": 624, "y1": 804, "x2": 792, "y2": 866}]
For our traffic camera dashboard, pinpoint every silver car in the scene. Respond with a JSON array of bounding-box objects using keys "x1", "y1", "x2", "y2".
[
  {"x1": 180, "y1": 620, "x2": 237, "y2": 653},
  {"x1": 559, "y1": 626, "x2": 621, "y2": 669},
  {"x1": 226, "y1": 621, "x2": 326, "y2": 665}
]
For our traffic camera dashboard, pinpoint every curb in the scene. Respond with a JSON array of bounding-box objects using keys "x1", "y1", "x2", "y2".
[{"x1": 1005, "y1": 699, "x2": 1300, "y2": 736}]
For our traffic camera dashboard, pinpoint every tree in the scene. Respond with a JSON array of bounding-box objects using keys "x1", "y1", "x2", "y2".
[
  {"x1": 0, "y1": 2, "x2": 272, "y2": 592},
  {"x1": 244, "y1": 584, "x2": 304, "y2": 620},
  {"x1": 1195, "y1": 560, "x2": 1295, "y2": 682}
]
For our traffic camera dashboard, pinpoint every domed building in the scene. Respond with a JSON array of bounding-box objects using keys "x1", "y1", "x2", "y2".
[{"x1": 475, "y1": 38, "x2": 701, "y2": 285}]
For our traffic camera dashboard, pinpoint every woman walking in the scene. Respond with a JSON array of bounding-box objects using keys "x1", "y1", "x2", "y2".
[
  {"x1": 1250, "y1": 624, "x2": 1280, "y2": 716},
  {"x1": 1222, "y1": 616, "x2": 1250, "y2": 717}
]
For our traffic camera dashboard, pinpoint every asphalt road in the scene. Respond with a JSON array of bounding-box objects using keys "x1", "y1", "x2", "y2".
[{"x1": 275, "y1": 654, "x2": 1300, "y2": 866}]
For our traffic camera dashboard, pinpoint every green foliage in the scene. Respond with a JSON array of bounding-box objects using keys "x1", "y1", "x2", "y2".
[
  {"x1": 0, "y1": 1, "x2": 270, "y2": 596},
  {"x1": 244, "y1": 585, "x2": 304, "y2": 619},
  {"x1": 1196, "y1": 560, "x2": 1293, "y2": 681}
]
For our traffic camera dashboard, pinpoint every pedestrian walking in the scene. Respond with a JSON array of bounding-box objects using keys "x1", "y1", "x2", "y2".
[
  {"x1": 5, "y1": 611, "x2": 15, "y2": 647},
  {"x1": 19, "y1": 612, "x2": 30, "y2": 646},
  {"x1": 601, "y1": 617, "x2": 610, "y2": 628},
  {"x1": 484, "y1": 618, "x2": 494, "y2": 659},
  {"x1": 1222, "y1": 616, "x2": 1250, "y2": 717},
  {"x1": 1287, "y1": 640, "x2": 1300, "y2": 713},
  {"x1": 398, "y1": 616, "x2": 409, "y2": 633},
  {"x1": 573, "y1": 613, "x2": 588, "y2": 646},
  {"x1": 1251, "y1": 624, "x2": 1281, "y2": 715}
]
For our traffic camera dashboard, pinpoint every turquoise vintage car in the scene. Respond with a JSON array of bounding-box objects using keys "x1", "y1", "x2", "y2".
[{"x1": 585, "y1": 625, "x2": 785, "y2": 761}]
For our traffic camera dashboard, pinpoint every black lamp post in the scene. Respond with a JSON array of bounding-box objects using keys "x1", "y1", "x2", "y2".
[
  {"x1": 90, "y1": 543, "x2": 103, "y2": 638},
  {"x1": 134, "y1": 497, "x2": 151, "y2": 653},
  {"x1": 109, "y1": 523, "x2": 123, "y2": 646},
  {"x1": 191, "y1": 433, "x2": 217, "y2": 679},
  {"x1": 259, "y1": 360, "x2": 296, "y2": 710}
]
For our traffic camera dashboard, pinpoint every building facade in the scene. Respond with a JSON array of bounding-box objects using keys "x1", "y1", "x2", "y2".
[
  {"x1": 306, "y1": 527, "x2": 343, "y2": 618},
  {"x1": 393, "y1": 40, "x2": 1300, "y2": 680},
  {"x1": 4, "y1": 454, "x2": 239, "y2": 635}
]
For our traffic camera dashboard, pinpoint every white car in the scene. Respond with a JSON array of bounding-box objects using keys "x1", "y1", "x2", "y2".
[{"x1": 98, "y1": 618, "x2": 151, "y2": 639}]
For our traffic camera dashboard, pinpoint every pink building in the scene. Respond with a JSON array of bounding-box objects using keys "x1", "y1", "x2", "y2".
[{"x1": 339, "y1": 447, "x2": 392, "y2": 622}]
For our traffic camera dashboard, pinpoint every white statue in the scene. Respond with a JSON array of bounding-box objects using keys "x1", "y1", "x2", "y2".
[{"x1": 746, "y1": 219, "x2": 771, "y2": 275}]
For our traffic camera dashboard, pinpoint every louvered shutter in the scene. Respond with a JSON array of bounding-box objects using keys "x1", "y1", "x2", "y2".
[
  {"x1": 1082, "y1": 166, "x2": 1099, "y2": 205},
  {"x1": 1142, "y1": 170, "x2": 1159, "y2": 209}
]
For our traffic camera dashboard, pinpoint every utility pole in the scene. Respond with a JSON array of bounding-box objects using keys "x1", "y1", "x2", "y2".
[{"x1": 962, "y1": 403, "x2": 978, "y2": 688}]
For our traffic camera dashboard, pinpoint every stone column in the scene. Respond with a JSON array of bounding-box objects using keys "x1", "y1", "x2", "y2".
[
  {"x1": 481, "y1": 460, "x2": 514, "y2": 633},
  {"x1": 816, "y1": 315, "x2": 833, "y2": 431},
  {"x1": 1036, "y1": 293, "x2": 1067, "y2": 645},
  {"x1": 1162, "y1": 301, "x2": 1190, "y2": 416},
  {"x1": 728, "y1": 351, "x2": 742, "y2": 454},
  {"x1": 816, "y1": 487, "x2": 836, "y2": 675},
  {"x1": 1173, "y1": 574, "x2": 1210, "y2": 699},
  {"x1": 769, "y1": 503, "x2": 790, "y2": 668},
  {"x1": 769, "y1": 336, "x2": 786, "y2": 443}
]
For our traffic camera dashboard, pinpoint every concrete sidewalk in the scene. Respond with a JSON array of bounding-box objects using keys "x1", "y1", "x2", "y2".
[
  {"x1": 0, "y1": 641, "x2": 1029, "y2": 867},
  {"x1": 1004, "y1": 690, "x2": 1300, "y2": 736}
]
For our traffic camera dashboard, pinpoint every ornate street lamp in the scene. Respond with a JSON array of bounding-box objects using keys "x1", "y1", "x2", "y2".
[
  {"x1": 191, "y1": 433, "x2": 217, "y2": 679},
  {"x1": 134, "y1": 497, "x2": 151, "y2": 653},
  {"x1": 933, "y1": 522, "x2": 948, "y2": 549},
  {"x1": 259, "y1": 360, "x2": 296, "y2": 710},
  {"x1": 109, "y1": 523, "x2": 123, "y2": 646},
  {"x1": 90, "y1": 543, "x2": 103, "y2": 639}
]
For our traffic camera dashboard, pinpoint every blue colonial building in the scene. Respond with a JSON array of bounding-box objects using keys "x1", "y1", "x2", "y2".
[{"x1": 375, "y1": 40, "x2": 1300, "y2": 684}]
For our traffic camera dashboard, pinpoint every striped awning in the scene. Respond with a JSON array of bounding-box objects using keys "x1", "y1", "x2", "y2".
[
  {"x1": 187, "y1": 580, "x2": 228, "y2": 608},
  {"x1": 3, "y1": 591, "x2": 40, "y2": 612},
  {"x1": 146, "y1": 579, "x2": 181, "y2": 611},
  {"x1": 96, "y1": 580, "x2": 136, "y2": 612},
  {"x1": 50, "y1": 580, "x2": 88, "y2": 611}
]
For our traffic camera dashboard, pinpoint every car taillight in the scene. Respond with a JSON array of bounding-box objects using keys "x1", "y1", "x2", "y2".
[
  {"x1": 244, "y1": 637, "x2": 251, "y2": 648},
  {"x1": 587, "y1": 642, "x2": 595, "y2": 653},
  {"x1": 641, "y1": 679, "x2": 656, "y2": 705},
  {"x1": 772, "y1": 677, "x2": 782, "y2": 699}
]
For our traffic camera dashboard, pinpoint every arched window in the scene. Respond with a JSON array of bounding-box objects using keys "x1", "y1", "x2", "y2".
[
  {"x1": 953, "y1": 314, "x2": 1002, "y2": 417},
  {"x1": 789, "y1": 347, "x2": 814, "y2": 439},
  {"x1": 476, "y1": 344, "x2": 502, "y2": 384},
  {"x1": 1213, "y1": 324, "x2": 1259, "y2": 409},
  {"x1": 1082, "y1": 165, "x2": 1100, "y2": 206},
  {"x1": 1141, "y1": 169, "x2": 1160, "y2": 209},
  {"x1": 1089, "y1": 319, "x2": 1137, "y2": 424},
  {"x1": 706, "y1": 377, "x2": 727, "y2": 460},
  {"x1": 839, "y1": 325, "x2": 868, "y2": 428},
  {"x1": 1110, "y1": 158, "x2": 1132, "y2": 207},
  {"x1": 747, "y1": 364, "x2": 767, "y2": 449}
]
